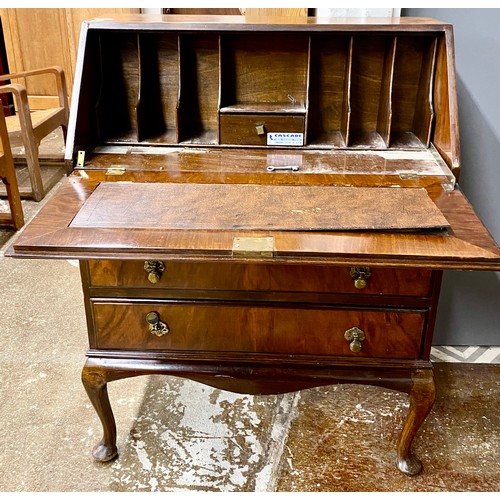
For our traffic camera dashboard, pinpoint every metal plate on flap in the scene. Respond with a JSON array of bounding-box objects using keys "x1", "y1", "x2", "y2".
[
  {"x1": 232, "y1": 237, "x2": 274, "y2": 258},
  {"x1": 106, "y1": 166, "x2": 126, "y2": 176}
]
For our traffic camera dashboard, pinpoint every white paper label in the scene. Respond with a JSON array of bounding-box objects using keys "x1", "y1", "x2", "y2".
[{"x1": 267, "y1": 132, "x2": 304, "y2": 146}]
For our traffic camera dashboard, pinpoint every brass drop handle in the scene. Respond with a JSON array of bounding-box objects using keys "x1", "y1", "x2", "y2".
[
  {"x1": 145, "y1": 311, "x2": 170, "y2": 337},
  {"x1": 344, "y1": 327, "x2": 365, "y2": 353},
  {"x1": 144, "y1": 260, "x2": 165, "y2": 284},
  {"x1": 350, "y1": 267, "x2": 371, "y2": 289}
]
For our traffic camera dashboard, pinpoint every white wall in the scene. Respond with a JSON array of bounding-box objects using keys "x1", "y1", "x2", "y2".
[{"x1": 315, "y1": 8, "x2": 401, "y2": 17}]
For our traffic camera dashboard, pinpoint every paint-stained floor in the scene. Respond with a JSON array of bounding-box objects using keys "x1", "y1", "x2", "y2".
[
  {"x1": 1, "y1": 248, "x2": 499, "y2": 491},
  {"x1": 0, "y1": 135, "x2": 499, "y2": 491}
]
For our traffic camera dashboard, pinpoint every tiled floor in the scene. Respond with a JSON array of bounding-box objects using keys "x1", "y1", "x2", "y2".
[{"x1": 431, "y1": 345, "x2": 500, "y2": 363}]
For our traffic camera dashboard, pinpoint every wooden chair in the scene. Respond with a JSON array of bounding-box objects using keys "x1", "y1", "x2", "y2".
[
  {"x1": 0, "y1": 104, "x2": 24, "y2": 230},
  {"x1": 0, "y1": 66, "x2": 69, "y2": 201}
]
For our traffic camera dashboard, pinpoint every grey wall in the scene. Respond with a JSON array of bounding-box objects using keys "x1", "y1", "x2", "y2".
[{"x1": 403, "y1": 9, "x2": 500, "y2": 345}]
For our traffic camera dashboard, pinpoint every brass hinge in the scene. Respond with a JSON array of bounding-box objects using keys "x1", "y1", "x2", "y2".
[
  {"x1": 76, "y1": 150, "x2": 85, "y2": 167},
  {"x1": 232, "y1": 237, "x2": 274, "y2": 258}
]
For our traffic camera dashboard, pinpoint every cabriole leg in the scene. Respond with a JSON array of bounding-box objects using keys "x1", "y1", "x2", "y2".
[
  {"x1": 81, "y1": 362, "x2": 118, "y2": 462},
  {"x1": 396, "y1": 368, "x2": 436, "y2": 476}
]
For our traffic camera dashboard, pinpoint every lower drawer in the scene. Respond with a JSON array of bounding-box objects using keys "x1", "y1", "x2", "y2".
[
  {"x1": 219, "y1": 114, "x2": 305, "y2": 146},
  {"x1": 92, "y1": 301, "x2": 426, "y2": 359}
]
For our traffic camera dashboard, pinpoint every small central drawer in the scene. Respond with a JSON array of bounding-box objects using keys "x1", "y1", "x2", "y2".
[
  {"x1": 92, "y1": 301, "x2": 426, "y2": 359},
  {"x1": 87, "y1": 260, "x2": 434, "y2": 297},
  {"x1": 219, "y1": 113, "x2": 305, "y2": 146}
]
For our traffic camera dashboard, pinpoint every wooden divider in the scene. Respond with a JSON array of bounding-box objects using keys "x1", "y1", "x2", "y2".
[
  {"x1": 137, "y1": 33, "x2": 179, "y2": 144},
  {"x1": 307, "y1": 34, "x2": 352, "y2": 147},
  {"x1": 177, "y1": 33, "x2": 219, "y2": 144},
  {"x1": 390, "y1": 35, "x2": 437, "y2": 148},
  {"x1": 95, "y1": 32, "x2": 139, "y2": 142},
  {"x1": 349, "y1": 35, "x2": 396, "y2": 148}
]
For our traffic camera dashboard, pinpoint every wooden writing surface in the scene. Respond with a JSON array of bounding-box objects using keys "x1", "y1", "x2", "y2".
[{"x1": 70, "y1": 182, "x2": 450, "y2": 232}]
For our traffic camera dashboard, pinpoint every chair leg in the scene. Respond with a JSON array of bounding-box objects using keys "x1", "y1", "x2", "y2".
[
  {"x1": 10, "y1": 87, "x2": 46, "y2": 201},
  {"x1": 4, "y1": 176, "x2": 24, "y2": 230},
  {"x1": 22, "y1": 133, "x2": 44, "y2": 202},
  {"x1": 61, "y1": 123, "x2": 68, "y2": 143},
  {"x1": 1, "y1": 167, "x2": 24, "y2": 230}
]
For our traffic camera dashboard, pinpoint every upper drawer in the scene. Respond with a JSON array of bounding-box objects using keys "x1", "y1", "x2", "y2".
[
  {"x1": 219, "y1": 114, "x2": 305, "y2": 146},
  {"x1": 92, "y1": 301, "x2": 426, "y2": 359},
  {"x1": 87, "y1": 260, "x2": 434, "y2": 297}
]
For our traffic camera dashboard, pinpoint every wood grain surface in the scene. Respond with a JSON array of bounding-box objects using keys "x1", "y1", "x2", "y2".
[
  {"x1": 9, "y1": 176, "x2": 500, "y2": 269},
  {"x1": 70, "y1": 183, "x2": 450, "y2": 231},
  {"x1": 92, "y1": 300, "x2": 426, "y2": 358},
  {"x1": 219, "y1": 114, "x2": 305, "y2": 146},
  {"x1": 87, "y1": 260, "x2": 434, "y2": 297}
]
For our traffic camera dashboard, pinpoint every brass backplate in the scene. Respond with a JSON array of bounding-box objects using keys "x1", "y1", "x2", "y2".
[{"x1": 232, "y1": 237, "x2": 274, "y2": 258}]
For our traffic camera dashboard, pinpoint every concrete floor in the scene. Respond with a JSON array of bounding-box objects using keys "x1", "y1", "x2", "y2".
[{"x1": 0, "y1": 146, "x2": 499, "y2": 492}]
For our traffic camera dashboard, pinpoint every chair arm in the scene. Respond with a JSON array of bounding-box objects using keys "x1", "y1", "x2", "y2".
[
  {"x1": 0, "y1": 65, "x2": 64, "y2": 80},
  {"x1": 0, "y1": 82, "x2": 29, "y2": 104},
  {"x1": 0, "y1": 83, "x2": 35, "y2": 133},
  {"x1": 0, "y1": 66, "x2": 68, "y2": 112}
]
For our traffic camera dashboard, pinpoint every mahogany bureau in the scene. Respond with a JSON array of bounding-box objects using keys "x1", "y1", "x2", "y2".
[{"x1": 9, "y1": 15, "x2": 500, "y2": 476}]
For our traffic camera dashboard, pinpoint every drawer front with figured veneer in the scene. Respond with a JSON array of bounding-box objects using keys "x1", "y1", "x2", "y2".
[
  {"x1": 92, "y1": 301, "x2": 426, "y2": 358},
  {"x1": 87, "y1": 260, "x2": 434, "y2": 297}
]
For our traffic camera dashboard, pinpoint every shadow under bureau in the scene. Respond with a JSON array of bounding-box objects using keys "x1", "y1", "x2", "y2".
[{"x1": 8, "y1": 14, "x2": 500, "y2": 476}]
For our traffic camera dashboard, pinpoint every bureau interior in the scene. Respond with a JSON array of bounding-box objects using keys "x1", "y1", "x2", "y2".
[{"x1": 72, "y1": 27, "x2": 454, "y2": 159}]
